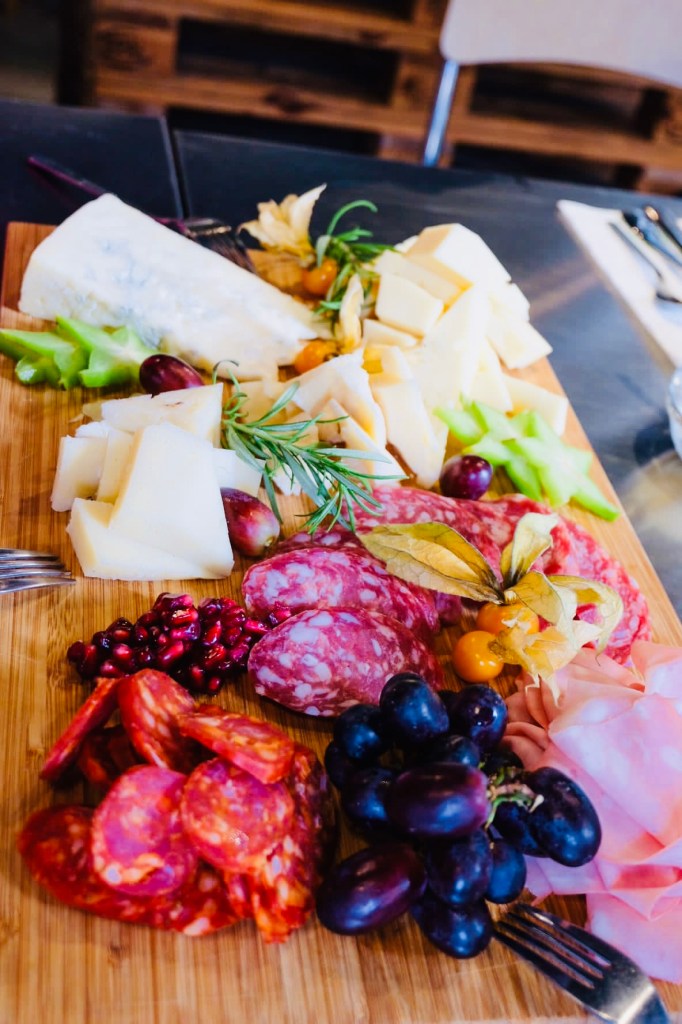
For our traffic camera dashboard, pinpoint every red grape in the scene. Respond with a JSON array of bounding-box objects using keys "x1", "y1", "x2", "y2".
[
  {"x1": 139, "y1": 354, "x2": 204, "y2": 394},
  {"x1": 220, "y1": 488, "x2": 280, "y2": 557},
  {"x1": 439, "y1": 455, "x2": 492, "y2": 500}
]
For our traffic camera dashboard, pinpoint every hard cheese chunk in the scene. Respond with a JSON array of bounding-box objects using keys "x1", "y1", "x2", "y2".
[
  {"x1": 67, "y1": 499, "x2": 211, "y2": 581},
  {"x1": 19, "y1": 193, "x2": 317, "y2": 380},
  {"x1": 97, "y1": 382, "x2": 224, "y2": 445},
  {"x1": 292, "y1": 351, "x2": 387, "y2": 448},
  {"x1": 51, "y1": 435, "x2": 107, "y2": 512},
  {"x1": 372, "y1": 249, "x2": 463, "y2": 305},
  {"x1": 372, "y1": 379, "x2": 444, "y2": 488},
  {"x1": 96, "y1": 428, "x2": 134, "y2": 503},
  {"x1": 406, "y1": 224, "x2": 511, "y2": 291},
  {"x1": 110, "y1": 422, "x2": 233, "y2": 577},
  {"x1": 375, "y1": 273, "x2": 444, "y2": 337}
]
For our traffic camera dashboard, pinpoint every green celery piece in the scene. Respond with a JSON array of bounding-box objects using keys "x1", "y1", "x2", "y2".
[
  {"x1": 470, "y1": 399, "x2": 520, "y2": 440},
  {"x1": 15, "y1": 353, "x2": 61, "y2": 386},
  {"x1": 0, "y1": 327, "x2": 85, "y2": 388},
  {"x1": 56, "y1": 318, "x2": 156, "y2": 387},
  {"x1": 571, "y1": 474, "x2": 620, "y2": 521},
  {"x1": 536, "y1": 462, "x2": 575, "y2": 507},
  {"x1": 512, "y1": 407, "x2": 592, "y2": 474},
  {"x1": 464, "y1": 436, "x2": 512, "y2": 466},
  {"x1": 505, "y1": 456, "x2": 543, "y2": 501},
  {"x1": 434, "y1": 406, "x2": 483, "y2": 446}
]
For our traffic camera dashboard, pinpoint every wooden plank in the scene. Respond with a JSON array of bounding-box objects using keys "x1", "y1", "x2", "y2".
[{"x1": 1, "y1": 223, "x2": 681, "y2": 1024}]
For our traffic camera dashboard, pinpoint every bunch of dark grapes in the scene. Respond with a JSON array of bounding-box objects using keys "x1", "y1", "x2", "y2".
[
  {"x1": 317, "y1": 674, "x2": 601, "y2": 958},
  {"x1": 66, "y1": 592, "x2": 289, "y2": 695}
]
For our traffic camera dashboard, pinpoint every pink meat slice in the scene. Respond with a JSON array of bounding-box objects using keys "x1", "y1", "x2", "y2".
[
  {"x1": 242, "y1": 546, "x2": 439, "y2": 642},
  {"x1": 40, "y1": 676, "x2": 120, "y2": 783},
  {"x1": 248, "y1": 606, "x2": 444, "y2": 717},
  {"x1": 117, "y1": 669, "x2": 201, "y2": 774},
  {"x1": 177, "y1": 705, "x2": 295, "y2": 785},
  {"x1": 503, "y1": 641, "x2": 682, "y2": 983}
]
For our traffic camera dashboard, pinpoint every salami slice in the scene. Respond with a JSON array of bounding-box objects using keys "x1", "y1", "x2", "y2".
[
  {"x1": 77, "y1": 724, "x2": 140, "y2": 790},
  {"x1": 181, "y1": 758, "x2": 294, "y2": 873},
  {"x1": 242, "y1": 546, "x2": 439, "y2": 642},
  {"x1": 117, "y1": 669, "x2": 200, "y2": 773},
  {"x1": 177, "y1": 706, "x2": 295, "y2": 785},
  {"x1": 276, "y1": 527, "x2": 363, "y2": 554},
  {"x1": 91, "y1": 765, "x2": 197, "y2": 896},
  {"x1": 248, "y1": 744, "x2": 336, "y2": 942},
  {"x1": 248, "y1": 607, "x2": 444, "y2": 717},
  {"x1": 40, "y1": 676, "x2": 120, "y2": 784},
  {"x1": 18, "y1": 805, "x2": 240, "y2": 935}
]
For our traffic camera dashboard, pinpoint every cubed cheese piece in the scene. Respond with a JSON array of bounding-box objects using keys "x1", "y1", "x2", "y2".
[
  {"x1": 337, "y1": 411, "x2": 404, "y2": 483},
  {"x1": 67, "y1": 499, "x2": 211, "y2": 581},
  {"x1": 468, "y1": 339, "x2": 512, "y2": 412},
  {"x1": 489, "y1": 282, "x2": 530, "y2": 321},
  {"x1": 375, "y1": 273, "x2": 444, "y2": 337},
  {"x1": 19, "y1": 194, "x2": 317, "y2": 380},
  {"x1": 361, "y1": 319, "x2": 419, "y2": 349},
  {"x1": 99, "y1": 383, "x2": 224, "y2": 445},
  {"x1": 364, "y1": 344, "x2": 414, "y2": 383},
  {"x1": 372, "y1": 250, "x2": 464, "y2": 305},
  {"x1": 406, "y1": 224, "x2": 511, "y2": 291},
  {"x1": 291, "y1": 351, "x2": 387, "y2": 448},
  {"x1": 237, "y1": 379, "x2": 290, "y2": 422},
  {"x1": 96, "y1": 428, "x2": 134, "y2": 503},
  {"x1": 51, "y1": 435, "x2": 107, "y2": 512},
  {"x1": 110, "y1": 422, "x2": 233, "y2": 577},
  {"x1": 503, "y1": 374, "x2": 569, "y2": 435},
  {"x1": 75, "y1": 420, "x2": 111, "y2": 438},
  {"x1": 212, "y1": 449, "x2": 263, "y2": 496},
  {"x1": 486, "y1": 311, "x2": 552, "y2": 370},
  {"x1": 372, "y1": 379, "x2": 444, "y2": 488}
]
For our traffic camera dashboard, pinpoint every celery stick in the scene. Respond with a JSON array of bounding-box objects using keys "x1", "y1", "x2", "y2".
[{"x1": 435, "y1": 406, "x2": 483, "y2": 446}]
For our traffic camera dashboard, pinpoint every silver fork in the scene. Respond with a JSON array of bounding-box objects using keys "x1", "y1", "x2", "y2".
[
  {"x1": 495, "y1": 903, "x2": 670, "y2": 1024},
  {"x1": 611, "y1": 219, "x2": 682, "y2": 304},
  {"x1": 26, "y1": 155, "x2": 254, "y2": 272},
  {"x1": 0, "y1": 548, "x2": 76, "y2": 594}
]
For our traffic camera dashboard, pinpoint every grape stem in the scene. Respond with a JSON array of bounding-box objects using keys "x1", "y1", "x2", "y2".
[{"x1": 485, "y1": 776, "x2": 544, "y2": 829}]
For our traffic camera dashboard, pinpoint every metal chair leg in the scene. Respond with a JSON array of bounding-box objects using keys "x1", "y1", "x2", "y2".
[{"x1": 422, "y1": 59, "x2": 460, "y2": 167}]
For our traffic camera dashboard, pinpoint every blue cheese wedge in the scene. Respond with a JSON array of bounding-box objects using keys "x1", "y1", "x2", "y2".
[{"x1": 19, "y1": 194, "x2": 318, "y2": 380}]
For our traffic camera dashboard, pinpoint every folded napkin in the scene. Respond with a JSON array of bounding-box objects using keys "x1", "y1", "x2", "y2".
[{"x1": 557, "y1": 199, "x2": 682, "y2": 367}]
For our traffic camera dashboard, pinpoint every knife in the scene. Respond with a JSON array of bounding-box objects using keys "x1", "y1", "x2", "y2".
[{"x1": 623, "y1": 206, "x2": 682, "y2": 268}]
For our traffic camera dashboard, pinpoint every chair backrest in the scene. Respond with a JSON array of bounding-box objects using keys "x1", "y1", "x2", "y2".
[{"x1": 439, "y1": 0, "x2": 682, "y2": 90}]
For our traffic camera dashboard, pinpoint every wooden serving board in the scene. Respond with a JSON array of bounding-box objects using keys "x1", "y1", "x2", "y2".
[{"x1": 1, "y1": 223, "x2": 681, "y2": 1024}]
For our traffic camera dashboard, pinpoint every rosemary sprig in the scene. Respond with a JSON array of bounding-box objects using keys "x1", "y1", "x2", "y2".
[{"x1": 219, "y1": 373, "x2": 398, "y2": 532}]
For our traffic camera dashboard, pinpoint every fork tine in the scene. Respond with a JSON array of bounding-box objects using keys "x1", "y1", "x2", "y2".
[
  {"x1": 505, "y1": 904, "x2": 608, "y2": 972},
  {"x1": 495, "y1": 921, "x2": 599, "y2": 1005},
  {"x1": 0, "y1": 566, "x2": 73, "y2": 579},
  {"x1": 0, "y1": 548, "x2": 63, "y2": 561},
  {"x1": 0, "y1": 576, "x2": 76, "y2": 594}
]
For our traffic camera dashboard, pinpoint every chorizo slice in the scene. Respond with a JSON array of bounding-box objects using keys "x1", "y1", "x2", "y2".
[
  {"x1": 117, "y1": 669, "x2": 200, "y2": 773},
  {"x1": 77, "y1": 724, "x2": 140, "y2": 791},
  {"x1": 180, "y1": 758, "x2": 294, "y2": 874},
  {"x1": 91, "y1": 765, "x2": 197, "y2": 897},
  {"x1": 40, "y1": 676, "x2": 120, "y2": 784},
  {"x1": 177, "y1": 706, "x2": 295, "y2": 785}
]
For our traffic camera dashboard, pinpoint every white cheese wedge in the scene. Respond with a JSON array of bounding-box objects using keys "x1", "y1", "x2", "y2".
[
  {"x1": 316, "y1": 398, "x2": 348, "y2": 445},
  {"x1": 237, "y1": 379, "x2": 290, "y2": 422},
  {"x1": 486, "y1": 311, "x2": 553, "y2": 370},
  {"x1": 337, "y1": 411, "x2": 404, "y2": 483},
  {"x1": 19, "y1": 194, "x2": 318, "y2": 380},
  {"x1": 110, "y1": 422, "x2": 233, "y2": 577},
  {"x1": 291, "y1": 351, "x2": 387, "y2": 448},
  {"x1": 375, "y1": 273, "x2": 444, "y2": 337},
  {"x1": 490, "y1": 281, "x2": 530, "y2": 321},
  {"x1": 361, "y1": 319, "x2": 419, "y2": 349},
  {"x1": 212, "y1": 449, "x2": 263, "y2": 496},
  {"x1": 67, "y1": 499, "x2": 211, "y2": 581},
  {"x1": 372, "y1": 379, "x2": 444, "y2": 488},
  {"x1": 468, "y1": 339, "x2": 513, "y2": 412},
  {"x1": 364, "y1": 344, "x2": 414, "y2": 383},
  {"x1": 74, "y1": 420, "x2": 112, "y2": 439},
  {"x1": 372, "y1": 250, "x2": 463, "y2": 305},
  {"x1": 51, "y1": 435, "x2": 107, "y2": 512},
  {"x1": 503, "y1": 374, "x2": 569, "y2": 435},
  {"x1": 96, "y1": 428, "x2": 134, "y2": 503},
  {"x1": 99, "y1": 383, "x2": 224, "y2": 445},
  {"x1": 406, "y1": 224, "x2": 511, "y2": 291}
]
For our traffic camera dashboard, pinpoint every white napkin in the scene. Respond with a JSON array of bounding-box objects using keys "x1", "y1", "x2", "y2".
[{"x1": 557, "y1": 199, "x2": 682, "y2": 367}]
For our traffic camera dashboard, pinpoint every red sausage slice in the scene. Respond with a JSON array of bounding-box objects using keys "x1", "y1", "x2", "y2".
[
  {"x1": 91, "y1": 765, "x2": 197, "y2": 897},
  {"x1": 177, "y1": 706, "x2": 295, "y2": 784},
  {"x1": 40, "y1": 676, "x2": 120, "y2": 783},
  {"x1": 77, "y1": 724, "x2": 140, "y2": 790},
  {"x1": 181, "y1": 758, "x2": 294, "y2": 873},
  {"x1": 117, "y1": 669, "x2": 200, "y2": 773}
]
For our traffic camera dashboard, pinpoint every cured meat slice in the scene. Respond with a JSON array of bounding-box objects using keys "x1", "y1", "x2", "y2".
[
  {"x1": 40, "y1": 676, "x2": 120, "y2": 784},
  {"x1": 91, "y1": 765, "x2": 197, "y2": 896},
  {"x1": 18, "y1": 805, "x2": 240, "y2": 935},
  {"x1": 117, "y1": 669, "x2": 200, "y2": 773},
  {"x1": 242, "y1": 546, "x2": 439, "y2": 642},
  {"x1": 77, "y1": 724, "x2": 140, "y2": 790},
  {"x1": 247, "y1": 743, "x2": 336, "y2": 943},
  {"x1": 181, "y1": 758, "x2": 294, "y2": 873},
  {"x1": 177, "y1": 706, "x2": 295, "y2": 785},
  {"x1": 355, "y1": 485, "x2": 649, "y2": 663},
  {"x1": 248, "y1": 607, "x2": 445, "y2": 717}
]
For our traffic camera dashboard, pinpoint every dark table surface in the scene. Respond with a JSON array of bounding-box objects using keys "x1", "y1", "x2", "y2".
[{"x1": 0, "y1": 100, "x2": 680, "y2": 614}]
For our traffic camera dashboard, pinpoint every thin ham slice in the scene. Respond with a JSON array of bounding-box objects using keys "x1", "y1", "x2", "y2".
[{"x1": 504, "y1": 640, "x2": 682, "y2": 983}]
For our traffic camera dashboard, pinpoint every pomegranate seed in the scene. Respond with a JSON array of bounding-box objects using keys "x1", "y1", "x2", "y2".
[
  {"x1": 170, "y1": 620, "x2": 201, "y2": 642},
  {"x1": 111, "y1": 643, "x2": 136, "y2": 670},
  {"x1": 136, "y1": 647, "x2": 156, "y2": 667},
  {"x1": 201, "y1": 644, "x2": 227, "y2": 669},
  {"x1": 156, "y1": 641, "x2": 187, "y2": 668},
  {"x1": 198, "y1": 598, "x2": 223, "y2": 622},
  {"x1": 200, "y1": 622, "x2": 222, "y2": 646},
  {"x1": 136, "y1": 612, "x2": 158, "y2": 629},
  {"x1": 92, "y1": 630, "x2": 113, "y2": 652},
  {"x1": 221, "y1": 625, "x2": 243, "y2": 645},
  {"x1": 98, "y1": 660, "x2": 124, "y2": 678},
  {"x1": 134, "y1": 624, "x2": 150, "y2": 644},
  {"x1": 107, "y1": 618, "x2": 134, "y2": 642},
  {"x1": 206, "y1": 675, "x2": 223, "y2": 694},
  {"x1": 221, "y1": 606, "x2": 246, "y2": 627},
  {"x1": 244, "y1": 618, "x2": 269, "y2": 636}
]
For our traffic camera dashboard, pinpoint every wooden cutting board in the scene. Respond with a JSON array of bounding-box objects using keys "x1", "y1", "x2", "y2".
[{"x1": 1, "y1": 223, "x2": 680, "y2": 1024}]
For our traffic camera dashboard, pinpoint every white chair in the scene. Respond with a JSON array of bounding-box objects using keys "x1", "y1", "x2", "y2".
[{"x1": 423, "y1": 0, "x2": 682, "y2": 168}]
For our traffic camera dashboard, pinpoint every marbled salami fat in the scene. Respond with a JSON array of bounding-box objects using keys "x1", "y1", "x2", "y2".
[
  {"x1": 242, "y1": 546, "x2": 439, "y2": 642},
  {"x1": 40, "y1": 676, "x2": 120, "y2": 784},
  {"x1": 248, "y1": 607, "x2": 445, "y2": 717},
  {"x1": 117, "y1": 669, "x2": 200, "y2": 773},
  {"x1": 91, "y1": 765, "x2": 197, "y2": 896},
  {"x1": 177, "y1": 705, "x2": 295, "y2": 784}
]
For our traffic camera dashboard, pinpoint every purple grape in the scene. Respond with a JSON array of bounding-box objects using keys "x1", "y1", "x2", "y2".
[
  {"x1": 386, "y1": 763, "x2": 491, "y2": 839},
  {"x1": 333, "y1": 704, "x2": 390, "y2": 764},
  {"x1": 341, "y1": 766, "x2": 397, "y2": 833},
  {"x1": 379, "y1": 673, "x2": 450, "y2": 748},
  {"x1": 316, "y1": 843, "x2": 427, "y2": 935},
  {"x1": 411, "y1": 891, "x2": 493, "y2": 958},
  {"x1": 413, "y1": 733, "x2": 481, "y2": 769},
  {"x1": 485, "y1": 839, "x2": 527, "y2": 904},
  {"x1": 424, "y1": 829, "x2": 493, "y2": 908},
  {"x1": 139, "y1": 353, "x2": 204, "y2": 394},
  {"x1": 491, "y1": 800, "x2": 546, "y2": 857},
  {"x1": 324, "y1": 741, "x2": 356, "y2": 789},
  {"x1": 220, "y1": 488, "x2": 280, "y2": 557},
  {"x1": 439, "y1": 455, "x2": 493, "y2": 500},
  {"x1": 525, "y1": 766, "x2": 601, "y2": 867},
  {"x1": 444, "y1": 684, "x2": 508, "y2": 752}
]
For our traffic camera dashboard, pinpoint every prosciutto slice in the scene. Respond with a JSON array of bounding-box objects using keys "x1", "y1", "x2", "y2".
[{"x1": 503, "y1": 640, "x2": 682, "y2": 983}]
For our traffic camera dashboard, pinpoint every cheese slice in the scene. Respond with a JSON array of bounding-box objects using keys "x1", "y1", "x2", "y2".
[
  {"x1": 212, "y1": 449, "x2": 263, "y2": 496},
  {"x1": 406, "y1": 224, "x2": 511, "y2": 291},
  {"x1": 486, "y1": 311, "x2": 552, "y2": 370},
  {"x1": 468, "y1": 338, "x2": 512, "y2": 412},
  {"x1": 337, "y1": 411, "x2": 404, "y2": 483},
  {"x1": 372, "y1": 249, "x2": 463, "y2": 305},
  {"x1": 361, "y1": 318, "x2": 419, "y2": 349},
  {"x1": 67, "y1": 499, "x2": 211, "y2": 581},
  {"x1": 51, "y1": 435, "x2": 107, "y2": 512},
  {"x1": 98, "y1": 383, "x2": 224, "y2": 445},
  {"x1": 19, "y1": 194, "x2": 318, "y2": 380},
  {"x1": 110, "y1": 422, "x2": 233, "y2": 577},
  {"x1": 291, "y1": 351, "x2": 387, "y2": 448},
  {"x1": 503, "y1": 374, "x2": 569, "y2": 435},
  {"x1": 372, "y1": 379, "x2": 444, "y2": 488},
  {"x1": 96, "y1": 428, "x2": 134, "y2": 503},
  {"x1": 375, "y1": 273, "x2": 444, "y2": 337}
]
